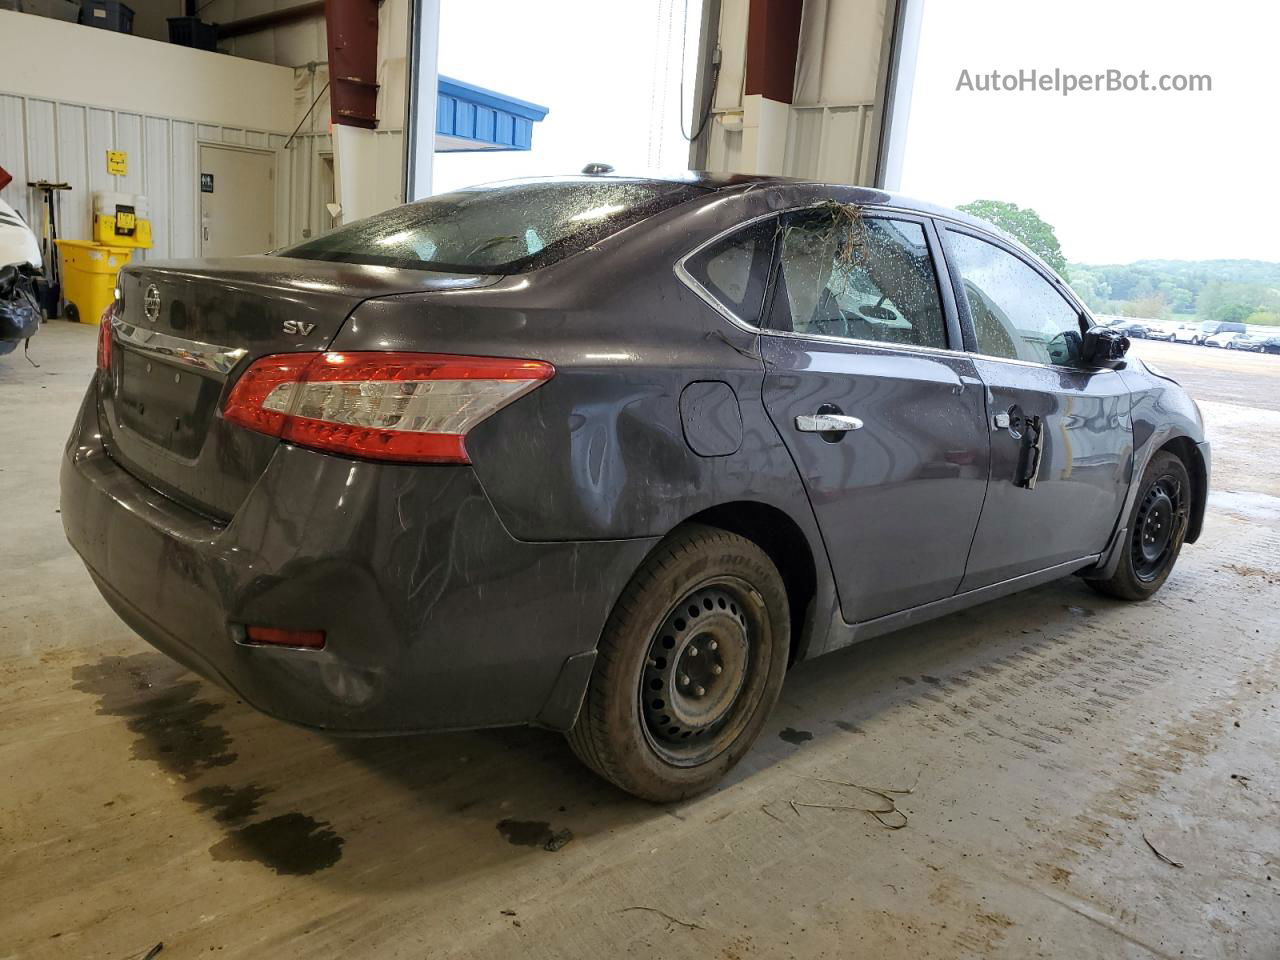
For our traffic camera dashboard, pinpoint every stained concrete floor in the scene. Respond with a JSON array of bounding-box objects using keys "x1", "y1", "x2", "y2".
[{"x1": 2, "y1": 325, "x2": 1277, "y2": 960}]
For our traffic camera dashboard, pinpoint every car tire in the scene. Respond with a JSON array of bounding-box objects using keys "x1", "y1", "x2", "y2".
[
  {"x1": 567, "y1": 523, "x2": 790, "y2": 802},
  {"x1": 1087, "y1": 451, "x2": 1191, "y2": 602}
]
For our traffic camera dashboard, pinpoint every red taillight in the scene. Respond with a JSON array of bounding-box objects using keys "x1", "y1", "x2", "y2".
[
  {"x1": 223, "y1": 351, "x2": 554, "y2": 464},
  {"x1": 244, "y1": 626, "x2": 326, "y2": 649},
  {"x1": 96, "y1": 306, "x2": 114, "y2": 370}
]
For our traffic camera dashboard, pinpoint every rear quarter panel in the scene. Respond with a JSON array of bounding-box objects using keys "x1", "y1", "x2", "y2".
[{"x1": 328, "y1": 186, "x2": 850, "y2": 657}]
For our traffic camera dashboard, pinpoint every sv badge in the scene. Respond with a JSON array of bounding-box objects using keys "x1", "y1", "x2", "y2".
[{"x1": 283, "y1": 320, "x2": 317, "y2": 336}]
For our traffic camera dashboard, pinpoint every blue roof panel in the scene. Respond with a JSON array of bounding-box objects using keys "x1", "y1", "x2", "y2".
[{"x1": 436, "y1": 75, "x2": 549, "y2": 152}]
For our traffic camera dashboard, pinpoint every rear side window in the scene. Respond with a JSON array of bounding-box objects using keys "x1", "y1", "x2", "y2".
[
  {"x1": 279, "y1": 178, "x2": 707, "y2": 274},
  {"x1": 766, "y1": 209, "x2": 948, "y2": 349},
  {"x1": 683, "y1": 218, "x2": 778, "y2": 324},
  {"x1": 946, "y1": 230, "x2": 1084, "y2": 366}
]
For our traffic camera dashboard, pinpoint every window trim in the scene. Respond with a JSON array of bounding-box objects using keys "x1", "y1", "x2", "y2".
[
  {"x1": 674, "y1": 208, "x2": 785, "y2": 333},
  {"x1": 674, "y1": 203, "x2": 965, "y2": 359},
  {"x1": 938, "y1": 222, "x2": 1097, "y2": 372},
  {"x1": 677, "y1": 214, "x2": 779, "y2": 330}
]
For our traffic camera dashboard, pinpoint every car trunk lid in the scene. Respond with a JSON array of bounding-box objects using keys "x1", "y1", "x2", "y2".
[{"x1": 100, "y1": 256, "x2": 497, "y2": 520}]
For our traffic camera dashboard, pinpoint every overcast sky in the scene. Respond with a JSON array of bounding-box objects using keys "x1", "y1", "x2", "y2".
[
  {"x1": 899, "y1": 0, "x2": 1280, "y2": 264},
  {"x1": 433, "y1": 0, "x2": 697, "y2": 194},
  {"x1": 433, "y1": 0, "x2": 1278, "y2": 267}
]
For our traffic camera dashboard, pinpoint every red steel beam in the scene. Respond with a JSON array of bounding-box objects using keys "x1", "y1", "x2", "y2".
[
  {"x1": 745, "y1": 0, "x2": 804, "y2": 104},
  {"x1": 325, "y1": 0, "x2": 380, "y2": 129}
]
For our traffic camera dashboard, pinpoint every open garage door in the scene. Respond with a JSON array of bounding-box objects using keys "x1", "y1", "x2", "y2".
[{"x1": 687, "y1": 0, "x2": 922, "y2": 188}]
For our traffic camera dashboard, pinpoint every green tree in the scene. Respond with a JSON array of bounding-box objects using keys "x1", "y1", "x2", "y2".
[
  {"x1": 1196, "y1": 281, "x2": 1280, "y2": 322},
  {"x1": 957, "y1": 200, "x2": 1069, "y2": 276},
  {"x1": 1122, "y1": 294, "x2": 1170, "y2": 320}
]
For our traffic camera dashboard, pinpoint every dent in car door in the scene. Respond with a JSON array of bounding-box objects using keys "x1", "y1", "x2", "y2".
[
  {"x1": 942, "y1": 227, "x2": 1132, "y2": 589},
  {"x1": 759, "y1": 210, "x2": 990, "y2": 623}
]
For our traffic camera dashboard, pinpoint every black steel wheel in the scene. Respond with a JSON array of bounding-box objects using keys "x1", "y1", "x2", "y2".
[
  {"x1": 568, "y1": 524, "x2": 789, "y2": 802},
  {"x1": 1088, "y1": 451, "x2": 1192, "y2": 601},
  {"x1": 640, "y1": 580, "x2": 763, "y2": 767},
  {"x1": 1131, "y1": 472, "x2": 1186, "y2": 582}
]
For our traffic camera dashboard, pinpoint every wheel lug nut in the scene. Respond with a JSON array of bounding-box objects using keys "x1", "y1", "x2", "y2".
[
  {"x1": 680, "y1": 674, "x2": 690, "y2": 686},
  {"x1": 688, "y1": 646, "x2": 698, "y2": 657},
  {"x1": 712, "y1": 664, "x2": 722, "y2": 675},
  {"x1": 709, "y1": 640, "x2": 718, "y2": 651},
  {"x1": 695, "y1": 685, "x2": 706, "y2": 696}
]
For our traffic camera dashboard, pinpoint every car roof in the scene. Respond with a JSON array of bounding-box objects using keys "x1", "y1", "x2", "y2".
[
  {"x1": 595, "y1": 171, "x2": 989, "y2": 220},
  {"x1": 551, "y1": 170, "x2": 1012, "y2": 240},
  {"x1": 469, "y1": 172, "x2": 1045, "y2": 275}
]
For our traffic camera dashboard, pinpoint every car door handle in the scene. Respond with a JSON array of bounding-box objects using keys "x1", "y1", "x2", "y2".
[{"x1": 795, "y1": 413, "x2": 864, "y2": 433}]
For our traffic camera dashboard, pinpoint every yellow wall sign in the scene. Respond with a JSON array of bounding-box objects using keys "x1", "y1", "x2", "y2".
[{"x1": 106, "y1": 150, "x2": 128, "y2": 176}]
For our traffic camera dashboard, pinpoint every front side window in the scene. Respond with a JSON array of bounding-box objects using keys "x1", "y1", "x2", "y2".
[
  {"x1": 682, "y1": 217, "x2": 778, "y2": 324},
  {"x1": 766, "y1": 209, "x2": 948, "y2": 349},
  {"x1": 280, "y1": 177, "x2": 707, "y2": 274},
  {"x1": 946, "y1": 230, "x2": 1085, "y2": 366}
]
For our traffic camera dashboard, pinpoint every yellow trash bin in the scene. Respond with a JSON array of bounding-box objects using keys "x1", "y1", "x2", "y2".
[{"x1": 55, "y1": 239, "x2": 134, "y2": 325}]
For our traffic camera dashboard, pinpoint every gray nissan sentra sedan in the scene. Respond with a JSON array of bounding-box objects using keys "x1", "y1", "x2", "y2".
[{"x1": 61, "y1": 173, "x2": 1209, "y2": 801}]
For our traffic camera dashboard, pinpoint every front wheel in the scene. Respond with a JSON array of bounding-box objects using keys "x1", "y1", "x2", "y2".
[
  {"x1": 1088, "y1": 451, "x2": 1191, "y2": 601},
  {"x1": 568, "y1": 524, "x2": 790, "y2": 802}
]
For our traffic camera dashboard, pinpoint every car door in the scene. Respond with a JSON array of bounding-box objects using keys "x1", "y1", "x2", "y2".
[
  {"x1": 756, "y1": 207, "x2": 990, "y2": 623},
  {"x1": 940, "y1": 225, "x2": 1132, "y2": 589}
]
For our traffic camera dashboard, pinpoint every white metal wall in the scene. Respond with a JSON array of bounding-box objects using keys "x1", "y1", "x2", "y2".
[
  {"x1": 0, "y1": 92, "x2": 287, "y2": 260},
  {"x1": 701, "y1": 0, "x2": 886, "y2": 186},
  {"x1": 783, "y1": 103, "x2": 877, "y2": 184}
]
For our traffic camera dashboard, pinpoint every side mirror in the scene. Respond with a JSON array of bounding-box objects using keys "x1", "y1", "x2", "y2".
[{"x1": 1082, "y1": 326, "x2": 1129, "y2": 367}]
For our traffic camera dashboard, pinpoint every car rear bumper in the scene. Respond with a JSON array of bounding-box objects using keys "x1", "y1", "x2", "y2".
[{"x1": 60, "y1": 383, "x2": 656, "y2": 734}]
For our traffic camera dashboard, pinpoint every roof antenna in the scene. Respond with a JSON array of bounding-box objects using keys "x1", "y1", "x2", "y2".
[{"x1": 581, "y1": 162, "x2": 614, "y2": 175}]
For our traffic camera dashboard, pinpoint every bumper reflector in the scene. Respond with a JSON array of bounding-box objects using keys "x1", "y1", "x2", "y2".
[{"x1": 245, "y1": 626, "x2": 326, "y2": 649}]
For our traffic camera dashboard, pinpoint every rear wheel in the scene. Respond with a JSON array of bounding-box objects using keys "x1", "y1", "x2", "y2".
[
  {"x1": 1088, "y1": 451, "x2": 1191, "y2": 601},
  {"x1": 568, "y1": 524, "x2": 789, "y2": 802}
]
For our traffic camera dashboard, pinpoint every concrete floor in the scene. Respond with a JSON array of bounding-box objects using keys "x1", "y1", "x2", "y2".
[{"x1": 2, "y1": 325, "x2": 1277, "y2": 959}]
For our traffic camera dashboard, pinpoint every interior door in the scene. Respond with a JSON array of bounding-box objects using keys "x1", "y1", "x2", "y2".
[
  {"x1": 941, "y1": 227, "x2": 1132, "y2": 589},
  {"x1": 759, "y1": 209, "x2": 990, "y2": 623},
  {"x1": 199, "y1": 146, "x2": 275, "y2": 257}
]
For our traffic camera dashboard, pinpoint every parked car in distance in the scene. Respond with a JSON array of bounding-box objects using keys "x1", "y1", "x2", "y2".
[
  {"x1": 60, "y1": 173, "x2": 1212, "y2": 802},
  {"x1": 1258, "y1": 334, "x2": 1280, "y2": 355},
  {"x1": 1144, "y1": 325, "x2": 1176, "y2": 342},
  {"x1": 1226, "y1": 332, "x2": 1264, "y2": 350},
  {"x1": 1229, "y1": 332, "x2": 1280, "y2": 353},
  {"x1": 1172, "y1": 324, "x2": 1199, "y2": 344},
  {"x1": 1193, "y1": 319, "x2": 1247, "y2": 344},
  {"x1": 1205, "y1": 330, "x2": 1245, "y2": 348},
  {"x1": 1102, "y1": 318, "x2": 1153, "y2": 339}
]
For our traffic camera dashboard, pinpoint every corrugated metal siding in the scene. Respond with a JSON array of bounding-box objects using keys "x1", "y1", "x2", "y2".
[
  {"x1": 783, "y1": 103, "x2": 876, "y2": 185},
  {"x1": 0, "y1": 91, "x2": 287, "y2": 260}
]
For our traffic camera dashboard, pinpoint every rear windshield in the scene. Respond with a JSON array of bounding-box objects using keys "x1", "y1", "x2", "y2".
[{"x1": 278, "y1": 177, "x2": 708, "y2": 274}]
